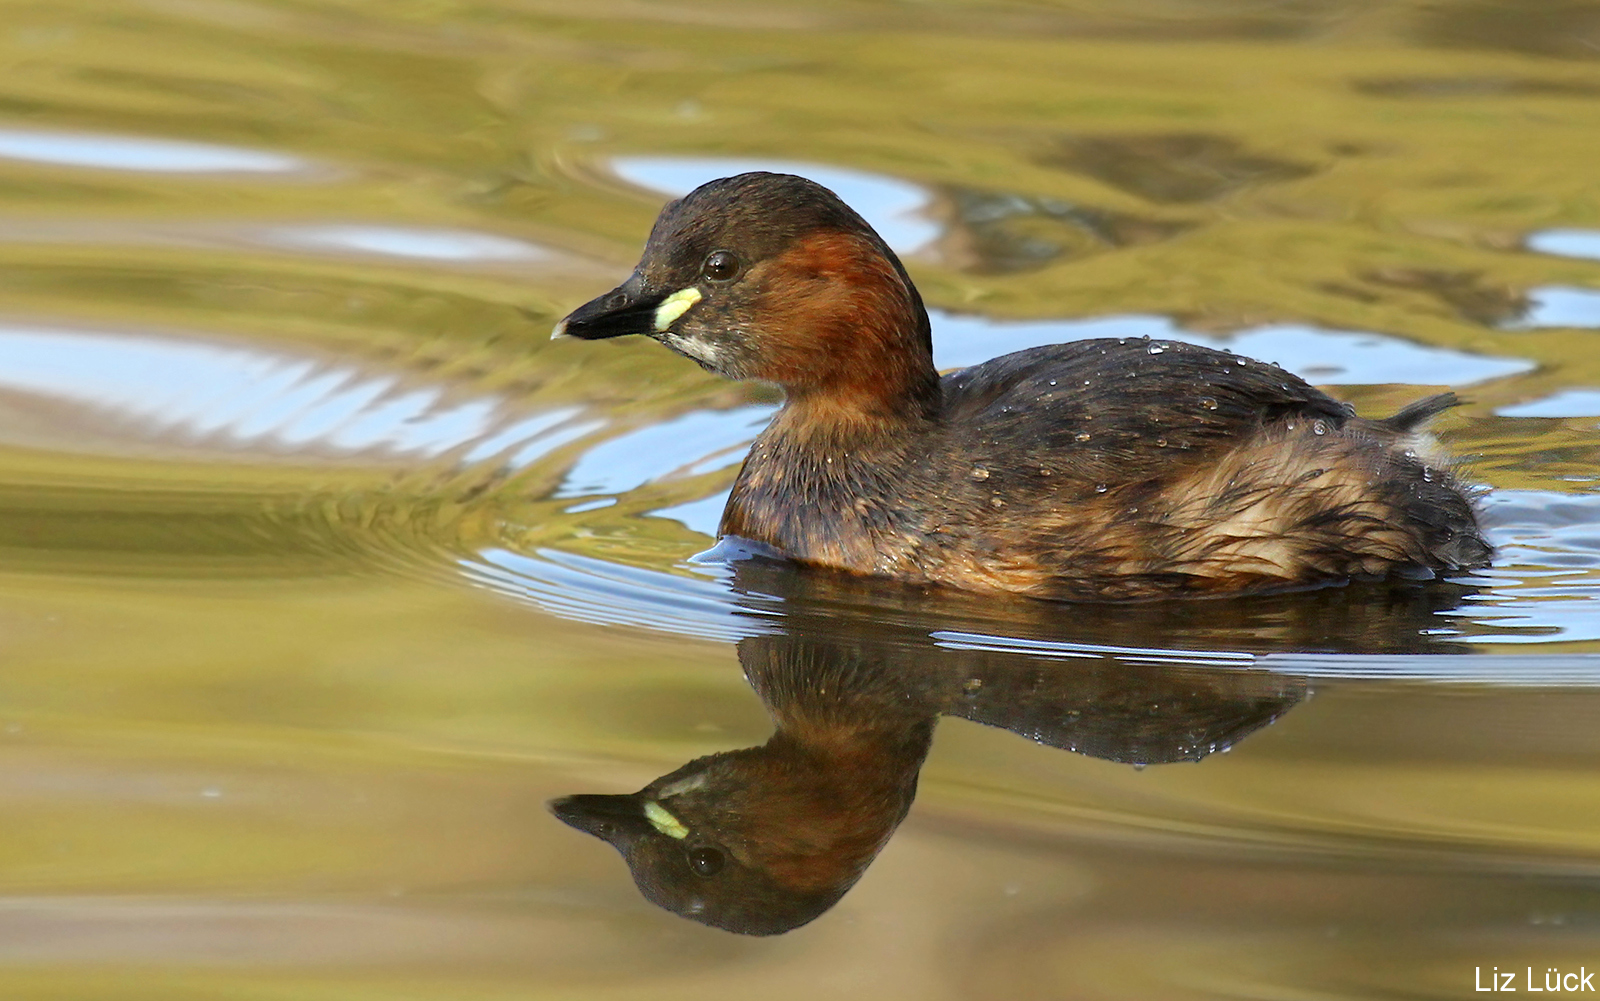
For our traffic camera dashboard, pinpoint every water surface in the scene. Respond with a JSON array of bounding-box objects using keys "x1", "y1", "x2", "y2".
[{"x1": 2, "y1": 1, "x2": 1600, "y2": 997}]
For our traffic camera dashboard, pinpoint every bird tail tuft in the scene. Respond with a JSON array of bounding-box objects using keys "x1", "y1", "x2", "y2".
[{"x1": 1382, "y1": 392, "x2": 1461, "y2": 433}]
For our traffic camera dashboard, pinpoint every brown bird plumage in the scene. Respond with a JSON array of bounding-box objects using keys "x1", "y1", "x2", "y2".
[{"x1": 556, "y1": 172, "x2": 1492, "y2": 599}]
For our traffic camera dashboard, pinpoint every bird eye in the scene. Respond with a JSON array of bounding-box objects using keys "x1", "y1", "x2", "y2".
[
  {"x1": 701, "y1": 250, "x2": 740, "y2": 282},
  {"x1": 687, "y1": 846, "x2": 725, "y2": 877}
]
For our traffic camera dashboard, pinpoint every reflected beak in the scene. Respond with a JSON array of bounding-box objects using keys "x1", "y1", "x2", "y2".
[
  {"x1": 551, "y1": 284, "x2": 667, "y2": 341},
  {"x1": 548, "y1": 793, "x2": 654, "y2": 846}
]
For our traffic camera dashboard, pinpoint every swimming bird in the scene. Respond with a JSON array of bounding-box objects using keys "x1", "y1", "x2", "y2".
[{"x1": 554, "y1": 171, "x2": 1491, "y2": 599}]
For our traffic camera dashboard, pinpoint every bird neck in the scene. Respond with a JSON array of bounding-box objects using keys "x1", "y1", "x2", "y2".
[{"x1": 759, "y1": 227, "x2": 942, "y2": 426}]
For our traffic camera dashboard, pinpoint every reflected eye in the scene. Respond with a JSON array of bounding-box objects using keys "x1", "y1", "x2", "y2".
[
  {"x1": 687, "y1": 846, "x2": 725, "y2": 877},
  {"x1": 702, "y1": 250, "x2": 740, "y2": 282}
]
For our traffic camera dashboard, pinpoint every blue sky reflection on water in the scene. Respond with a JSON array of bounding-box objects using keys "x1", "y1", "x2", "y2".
[
  {"x1": 0, "y1": 325, "x2": 600, "y2": 466},
  {"x1": 0, "y1": 127, "x2": 307, "y2": 174},
  {"x1": 1528, "y1": 228, "x2": 1600, "y2": 263}
]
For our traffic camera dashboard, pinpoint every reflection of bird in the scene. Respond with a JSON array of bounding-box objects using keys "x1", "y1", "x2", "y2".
[
  {"x1": 553, "y1": 565, "x2": 1324, "y2": 935},
  {"x1": 555, "y1": 171, "x2": 1492, "y2": 599},
  {"x1": 551, "y1": 635, "x2": 935, "y2": 936}
]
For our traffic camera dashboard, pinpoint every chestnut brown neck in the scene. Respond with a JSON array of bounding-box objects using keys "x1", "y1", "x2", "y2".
[
  {"x1": 716, "y1": 636, "x2": 939, "y2": 895},
  {"x1": 732, "y1": 719, "x2": 931, "y2": 894},
  {"x1": 759, "y1": 229, "x2": 941, "y2": 430}
]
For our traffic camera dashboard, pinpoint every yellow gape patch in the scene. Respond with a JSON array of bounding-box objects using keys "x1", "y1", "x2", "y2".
[
  {"x1": 653, "y1": 287, "x2": 703, "y2": 331},
  {"x1": 643, "y1": 800, "x2": 688, "y2": 839}
]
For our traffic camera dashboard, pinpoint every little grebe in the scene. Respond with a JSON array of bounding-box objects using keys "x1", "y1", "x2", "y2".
[{"x1": 555, "y1": 172, "x2": 1492, "y2": 599}]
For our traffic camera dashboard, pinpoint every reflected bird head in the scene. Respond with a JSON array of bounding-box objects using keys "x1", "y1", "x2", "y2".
[{"x1": 550, "y1": 722, "x2": 926, "y2": 936}]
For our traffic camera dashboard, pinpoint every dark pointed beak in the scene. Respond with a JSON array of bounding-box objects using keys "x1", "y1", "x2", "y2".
[
  {"x1": 548, "y1": 793, "x2": 653, "y2": 845},
  {"x1": 551, "y1": 284, "x2": 667, "y2": 341}
]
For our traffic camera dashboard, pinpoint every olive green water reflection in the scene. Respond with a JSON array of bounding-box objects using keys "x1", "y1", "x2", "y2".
[{"x1": 3, "y1": 0, "x2": 1600, "y2": 997}]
